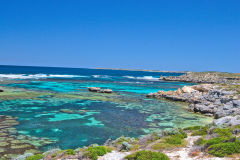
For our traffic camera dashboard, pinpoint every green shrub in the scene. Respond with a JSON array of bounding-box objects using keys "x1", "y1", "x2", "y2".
[
  {"x1": 184, "y1": 126, "x2": 201, "y2": 131},
  {"x1": 191, "y1": 126, "x2": 209, "y2": 136},
  {"x1": 152, "y1": 134, "x2": 187, "y2": 150},
  {"x1": 208, "y1": 141, "x2": 240, "y2": 157},
  {"x1": 231, "y1": 125, "x2": 240, "y2": 129},
  {"x1": 178, "y1": 129, "x2": 187, "y2": 138},
  {"x1": 205, "y1": 137, "x2": 234, "y2": 147},
  {"x1": 65, "y1": 149, "x2": 76, "y2": 155},
  {"x1": 130, "y1": 144, "x2": 140, "y2": 151},
  {"x1": 194, "y1": 138, "x2": 207, "y2": 146},
  {"x1": 213, "y1": 128, "x2": 232, "y2": 137},
  {"x1": 84, "y1": 146, "x2": 111, "y2": 160},
  {"x1": 196, "y1": 135, "x2": 238, "y2": 157},
  {"x1": 165, "y1": 135, "x2": 182, "y2": 145},
  {"x1": 52, "y1": 153, "x2": 56, "y2": 158},
  {"x1": 26, "y1": 154, "x2": 43, "y2": 160},
  {"x1": 163, "y1": 130, "x2": 187, "y2": 145},
  {"x1": 125, "y1": 150, "x2": 170, "y2": 160}
]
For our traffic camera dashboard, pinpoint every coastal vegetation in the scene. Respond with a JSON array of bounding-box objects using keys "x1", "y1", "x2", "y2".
[
  {"x1": 15, "y1": 123, "x2": 240, "y2": 159},
  {"x1": 84, "y1": 146, "x2": 111, "y2": 160},
  {"x1": 25, "y1": 154, "x2": 43, "y2": 160},
  {"x1": 125, "y1": 150, "x2": 170, "y2": 160},
  {"x1": 152, "y1": 130, "x2": 187, "y2": 150}
]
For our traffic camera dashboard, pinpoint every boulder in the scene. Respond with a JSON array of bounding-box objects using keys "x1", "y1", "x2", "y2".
[
  {"x1": 192, "y1": 85, "x2": 210, "y2": 92},
  {"x1": 182, "y1": 86, "x2": 195, "y2": 93},
  {"x1": 88, "y1": 87, "x2": 113, "y2": 93},
  {"x1": 193, "y1": 104, "x2": 214, "y2": 114},
  {"x1": 215, "y1": 115, "x2": 240, "y2": 127},
  {"x1": 88, "y1": 87, "x2": 101, "y2": 92},
  {"x1": 120, "y1": 141, "x2": 131, "y2": 151},
  {"x1": 233, "y1": 100, "x2": 240, "y2": 107},
  {"x1": 213, "y1": 99, "x2": 221, "y2": 105},
  {"x1": 0, "y1": 89, "x2": 4, "y2": 92},
  {"x1": 99, "y1": 89, "x2": 113, "y2": 93}
]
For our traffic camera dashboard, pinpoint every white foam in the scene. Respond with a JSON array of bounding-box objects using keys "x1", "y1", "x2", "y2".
[
  {"x1": 123, "y1": 75, "x2": 159, "y2": 81},
  {"x1": 136, "y1": 76, "x2": 159, "y2": 81},
  {"x1": 48, "y1": 74, "x2": 86, "y2": 78},
  {"x1": 0, "y1": 74, "x2": 26, "y2": 79},
  {"x1": 92, "y1": 75, "x2": 111, "y2": 78},
  {"x1": 123, "y1": 76, "x2": 135, "y2": 79},
  {"x1": 0, "y1": 74, "x2": 86, "y2": 79}
]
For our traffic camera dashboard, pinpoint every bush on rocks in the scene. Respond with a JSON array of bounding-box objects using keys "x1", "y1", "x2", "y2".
[
  {"x1": 208, "y1": 141, "x2": 240, "y2": 157},
  {"x1": 212, "y1": 128, "x2": 232, "y2": 137},
  {"x1": 194, "y1": 125, "x2": 240, "y2": 157},
  {"x1": 152, "y1": 131, "x2": 187, "y2": 150},
  {"x1": 84, "y1": 146, "x2": 111, "y2": 160},
  {"x1": 125, "y1": 150, "x2": 170, "y2": 160},
  {"x1": 65, "y1": 149, "x2": 76, "y2": 155},
  {"x1": 191, "y1": 126, "x2": 209, "y2": 136},
  {"x1": 184, "y1": 126, "x2": 202, "y2": 131},
  {"x1": 25, "y1": 154, "x2": 43, "y2": 160}
]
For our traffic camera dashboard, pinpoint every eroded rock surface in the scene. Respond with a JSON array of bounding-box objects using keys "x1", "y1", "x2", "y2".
[
  {"x1": 88, "y1": 87, "x2": 113, "y2": 93},
  {"x1": 147, "y1": 84, "x2": 240, "y2": 119}
]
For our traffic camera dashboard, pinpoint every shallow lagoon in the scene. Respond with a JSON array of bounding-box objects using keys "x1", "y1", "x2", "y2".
[{"x1": 0, "y1": 66, "x2": 212, "y2": 151}]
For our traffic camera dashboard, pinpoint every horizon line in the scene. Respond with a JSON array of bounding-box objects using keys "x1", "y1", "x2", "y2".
[{"x1": 0, "y1": 64, "x2": 237, "y2": 74}]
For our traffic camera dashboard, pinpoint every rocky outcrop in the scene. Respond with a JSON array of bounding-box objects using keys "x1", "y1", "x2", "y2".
[
  {"x1": 88, "y1": 87, "x2": 113, "y2": 93},
  {"x1": 88, "y1": 87, "x2": 101, "y2": 92},
  {"x1": 147, "y1": 84, "x2": 212, "y2": 104},
  {"x1": 160, "y1": 72, "x2": 240, "y2": 84},
  {"x1": 147, "y1": 84, "x2": 240, "y2": 119},
  {"x1": 99, "y1": 89, "x2": 113, "y2": 93},
  {"x1": 215, "y1": 115, "x2": 240, "y2": 127}
]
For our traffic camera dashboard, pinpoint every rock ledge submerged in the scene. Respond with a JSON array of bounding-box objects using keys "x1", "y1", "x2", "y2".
[{"x1": 88, "y1": 87, "x2": 113, "y2": 93}]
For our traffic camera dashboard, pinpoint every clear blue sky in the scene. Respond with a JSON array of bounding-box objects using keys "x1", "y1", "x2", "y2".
[{"x1": 0, "y1": 0, "x2": 239, "y2": 72}]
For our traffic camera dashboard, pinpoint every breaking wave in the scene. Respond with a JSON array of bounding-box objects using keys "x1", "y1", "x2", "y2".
[
  {"x1": 123, "y1": 76, "x2": 159, "y2": 81},
  {"x1": 92, "y1": 75, "x2": 111, "y2": 79},
  {"x1": 0, "y1": 74, "x2": 87, "y2": 79}
]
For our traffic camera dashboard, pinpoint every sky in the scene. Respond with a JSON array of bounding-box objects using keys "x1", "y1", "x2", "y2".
[{"x1": 0, "y1": 0, "x2": 239, "y2": 72}]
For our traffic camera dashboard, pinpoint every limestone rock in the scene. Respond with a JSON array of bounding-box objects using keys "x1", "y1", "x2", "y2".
[
  {"x1": 99, "y1": 89, "x2": 113, "y2": 93},
  {"x1": 233, "y1": 100, "x2": 240, "y2": 107},
  {"x1": 182, "y1": 86, "x2": 195, "y2": 93},
  {"x1": 88, "y1": 87, "x2": 101, "y2": 92},
  {"x1": 88, "y1": 87, "x2": 113, "y2": 94},
  {"x1": 147, "y1": 83, "x2": 239, "y2": 119},
  {"x1": 215, "y1": 115, "x2": 240, "y2": 127}
]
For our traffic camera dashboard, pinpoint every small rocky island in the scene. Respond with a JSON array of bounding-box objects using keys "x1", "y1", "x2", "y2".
[{"x1": 88, "y1": 87, "x2": 113, "y2": 93}]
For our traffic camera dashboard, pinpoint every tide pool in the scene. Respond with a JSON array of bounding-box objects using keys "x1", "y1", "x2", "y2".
[{"x1": 0, "y1": 66, "x2": 212, "y2": 151}]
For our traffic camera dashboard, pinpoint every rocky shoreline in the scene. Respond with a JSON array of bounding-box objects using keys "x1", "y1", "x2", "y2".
[
  {"x1": 149, "y1": 72, "x2": 240, "y2": 127},
  {"x1": 147, "y1": 84, "x2": 240, "y2": 119}
]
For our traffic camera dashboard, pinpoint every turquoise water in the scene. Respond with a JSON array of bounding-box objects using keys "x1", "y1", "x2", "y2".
[{"x1": 0, "y1": 66, "x2": 212, "y2": 151}]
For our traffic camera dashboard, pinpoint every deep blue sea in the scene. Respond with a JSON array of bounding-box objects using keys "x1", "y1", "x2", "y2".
[{"x1": 0, "y1": 65, "x2": 212, "y2": 151}]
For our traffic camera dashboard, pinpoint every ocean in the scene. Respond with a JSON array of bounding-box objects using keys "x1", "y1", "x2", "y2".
[{"x1": 0, "y1": 65, "x2": 212, "y2": 151}]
